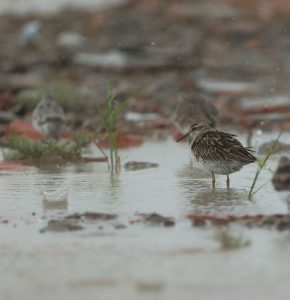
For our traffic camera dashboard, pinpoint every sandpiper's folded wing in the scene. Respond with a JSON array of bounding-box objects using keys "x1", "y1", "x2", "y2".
[{"x1": 191, "y1": 131, "x2": 256, "y2": 163}]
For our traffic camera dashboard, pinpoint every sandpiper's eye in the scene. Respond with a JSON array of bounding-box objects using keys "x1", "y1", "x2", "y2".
[{"x1": 189, "y1": 124, "x2": 197, "y2": 131}]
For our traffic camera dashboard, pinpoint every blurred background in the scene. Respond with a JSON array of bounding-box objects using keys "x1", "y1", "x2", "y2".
[{"x1": 1, "y1": 0, "x2": 290, "y2": 136}]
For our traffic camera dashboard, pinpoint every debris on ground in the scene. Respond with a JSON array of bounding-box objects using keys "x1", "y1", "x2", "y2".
[
  {"x1": 132, "y1": 213, "x2": 175, "y2": 227},
  {"x1": 187, "y1": 213, "x2": 290, "y2": 231}
]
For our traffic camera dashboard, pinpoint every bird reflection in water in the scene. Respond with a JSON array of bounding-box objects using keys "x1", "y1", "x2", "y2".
[{"x1": 176, "y1": 164, "x2": 254, "y2": 216}]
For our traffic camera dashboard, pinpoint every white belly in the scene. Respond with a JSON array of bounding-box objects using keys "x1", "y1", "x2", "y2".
[{"x1": 190, "y1": 152, "x2": 244, "y2": 175}]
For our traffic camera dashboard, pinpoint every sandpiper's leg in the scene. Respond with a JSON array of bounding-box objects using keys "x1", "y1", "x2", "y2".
[
  {"x1": 211, "y1": 172, "x2": 216, "y2": 189},
  {"x1": 226, "y1": 174, "x2": 230, "y2": 189}
]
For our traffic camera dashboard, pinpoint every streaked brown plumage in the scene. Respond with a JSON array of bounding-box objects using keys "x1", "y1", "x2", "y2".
[
  {"x1": 173, "y1": 96, "x2": 219, "y2": 134},
  {"x1": 176, "y1": 122, "x2": 256, "y2": 188}
]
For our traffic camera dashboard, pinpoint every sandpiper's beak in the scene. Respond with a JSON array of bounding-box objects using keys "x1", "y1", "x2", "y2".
[{"x1": 176, "y1": 131, "x2": 190, "y2": 142}]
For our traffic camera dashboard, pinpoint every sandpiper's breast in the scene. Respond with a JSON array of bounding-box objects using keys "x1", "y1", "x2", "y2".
[{"x1": 190, "y1": 151, "x2": 244, "y2": 175}]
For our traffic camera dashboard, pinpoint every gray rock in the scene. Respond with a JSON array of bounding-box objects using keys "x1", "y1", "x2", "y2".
[
  {"x1": 0, "y1": 111, "x2": 16, "y2": 123},
  {"x1": 272, "y1": 156, "x2": 290, "y2": 191},
  {"x1": 74, "y1": 50, "x2": 127, "y2": 69},
  {"x1": 40, "y1": 219, "x2": 83, "y2": 233},
  {"x1": 57, "y1": 32, "x2": 86, "y2": 49},
  {"x1": 124, "y1": 161, "x2": 159, "y2": 171}
]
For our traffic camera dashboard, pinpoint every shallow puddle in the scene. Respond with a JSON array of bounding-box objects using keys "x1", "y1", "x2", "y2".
[{"x1": 0, "y1": 132, "x2": 289, "y2": 300}]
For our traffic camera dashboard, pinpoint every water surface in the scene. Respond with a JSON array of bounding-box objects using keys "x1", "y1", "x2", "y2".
[{"x1": 0, "y1": 134, "x2": 289, "y2": 300}]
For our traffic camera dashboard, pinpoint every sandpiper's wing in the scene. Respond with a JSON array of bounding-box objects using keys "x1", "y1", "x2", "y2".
[
  {"x1": 201, "y1": 99, "x2": 219, "y2": 127},
  {"x1": 192, "y1": 131, "x2": 256, "y2": 163}
]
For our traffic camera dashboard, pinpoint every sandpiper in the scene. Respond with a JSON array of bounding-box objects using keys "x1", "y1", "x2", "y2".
[
  {"x1": 176, "y1": 122, "x2": 256, "y2": 188},
  {"x1": 32, "y1": 95, "x2": 65, "y2": 139},
  {"x1": 173, "y1": 95, "x2": 219, "y2": 134}
]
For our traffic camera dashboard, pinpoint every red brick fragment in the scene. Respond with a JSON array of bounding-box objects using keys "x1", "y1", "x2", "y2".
[
  {"x1": 4, "y1": 120, "x2": 42, "y2": 140},
  {"x1": 97, "y1": 133, "x2": 144, "y2": 149},
  {"x1": 0, "y1": 161, "x2": 36, "y2": 172}
]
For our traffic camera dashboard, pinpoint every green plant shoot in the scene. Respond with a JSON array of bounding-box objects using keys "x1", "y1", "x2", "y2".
[{"x1": 248, "y1": 130, "x2": 283, "y2": 200}]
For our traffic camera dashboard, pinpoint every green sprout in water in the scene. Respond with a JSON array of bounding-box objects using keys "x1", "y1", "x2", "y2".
[
  {"x1": 96, "y1": 83, "x2": 141, "y2": 173},
  {"x1": 248, "y1": 130, "x2": 283, "y2": 200}
]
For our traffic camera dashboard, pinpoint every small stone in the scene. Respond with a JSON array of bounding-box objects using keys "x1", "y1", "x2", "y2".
[
  {"x1": 125, "y1": 111, "x2": 160, "y2": 122},
  {"x1": 142, "y1": 213, "x2": 175, "y2": 227},
  {"x1": 0, "y1": 112, "x2": 16, "y2": 124},
  {"x1": 197, "y1": 78, "x2": 256, "y2": 96},
  {"x1": 113, "y1": 223, "x2": 127, "y2": 229},
  {"x1": 192, "y1": 218, "x2": 206, "y2": 227},
  {"x1": 277, "y1": 219, "x2": 290, "y2": 231},
  {"x1": 124, "y1": 161, "x2": 159, "y2": 171},
  {"x1": 21, "y1": 21, "x2": 41, "y2": 44},
  {"x1": 57, "y1": 32, "x2": 86, "y2": 49},
  {"x1": 272, "y1": 156, "x2": 290, "y2": 191},
  {"x1": 40, "y1": 219, "x2": 83, "y2": 233},
  {"x1": 65, "y1": 212, "x2": 117, "y2": 221},
  {"x1": 74, "y1": 51, "x2": 127, "y2": 69}
]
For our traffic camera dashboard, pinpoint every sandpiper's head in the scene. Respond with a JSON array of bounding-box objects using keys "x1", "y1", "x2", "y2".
[
  {"x1": 188, "y1": 122, "x2": 212, "y2": 132},
  {"x1": 176, "y1": 122, "x2": 212, "y2": 142},
  {"x1": 42, "y1": 94, "x2": 55, "y2": 102}
]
